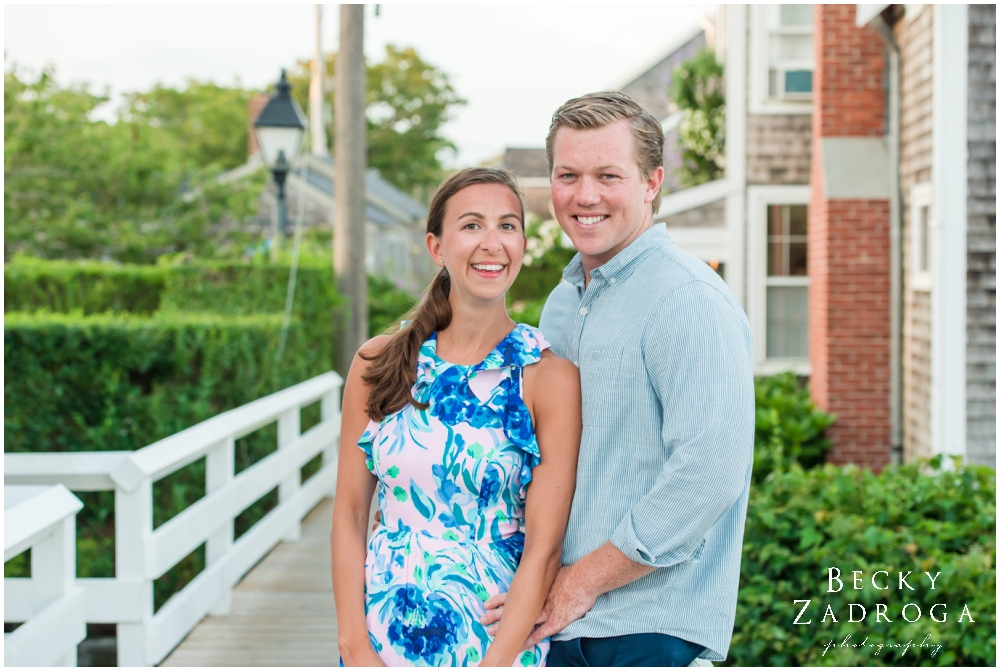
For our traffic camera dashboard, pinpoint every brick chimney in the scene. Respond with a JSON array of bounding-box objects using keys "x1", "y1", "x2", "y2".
[
  {"x1": 809, "y1": 4, "x2": 892, "y2": 469},
  {"x1": 247, "y1": 93, "x2": 270, "y2": 159}
]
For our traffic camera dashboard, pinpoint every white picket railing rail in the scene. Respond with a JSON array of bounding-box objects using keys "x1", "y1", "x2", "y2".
[
  {"x1": 4, "y1": 371, "x2": 343, "y2": 666},
  {"x1": 4, "y1": 484, "x2": 87, "y2": 666}
]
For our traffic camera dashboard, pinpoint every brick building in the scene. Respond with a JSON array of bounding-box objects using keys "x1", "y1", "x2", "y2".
[{"x1": 655, "y1": 4, "x2": 995, "y2": 468}]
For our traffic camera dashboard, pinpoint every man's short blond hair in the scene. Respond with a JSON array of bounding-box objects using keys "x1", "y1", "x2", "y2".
[{"x1": 545, "y1": 91, "x2": 665, "y2": 213}]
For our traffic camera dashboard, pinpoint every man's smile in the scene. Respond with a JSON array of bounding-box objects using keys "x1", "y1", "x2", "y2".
[{"x1": 574, "y1": 215, "x2": 609, "y2": 226}]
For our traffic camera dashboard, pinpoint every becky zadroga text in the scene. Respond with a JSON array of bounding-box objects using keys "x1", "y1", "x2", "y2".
[{"x1": 792, "y1": 568, "x2": 977, "y2": 625}]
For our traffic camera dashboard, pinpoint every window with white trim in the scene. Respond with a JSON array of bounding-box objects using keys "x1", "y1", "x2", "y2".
[
  {"x1": 765, "y1": 204, "x2": 809, "y2": 358},
  {"x1": 747, "y1": 186, "x2": 811, "y2": 374},
  {"x1": 768, "y1": 5, "x2": 814, "y2": 99},
  {"x1": 910, "y1": 182, "x2": 933, "y2": 292},
  {"x1": 749, "y1": 5, "x2": 815, "y2": 114}
]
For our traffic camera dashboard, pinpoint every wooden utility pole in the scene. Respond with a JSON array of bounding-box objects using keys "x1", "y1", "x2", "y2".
[{"x1": 334, "y1": 4, "x2": 368, "y2": 375}]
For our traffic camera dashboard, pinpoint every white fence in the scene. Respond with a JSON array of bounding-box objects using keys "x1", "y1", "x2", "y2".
[
  {"x1": 4, "y1": 484, "x2": 87, "y2": 666},
  {"x1": 4, "y1": 371, "x2": 343, "y2": 666}
]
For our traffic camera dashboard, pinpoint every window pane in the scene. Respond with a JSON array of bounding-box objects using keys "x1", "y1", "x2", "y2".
[
  {"x1": 772, "y1": 35, "x2": 813, "y2": 61},
  {"x1": 780, "y1": 4, "x2": 814, "y2": 26},
  {"x1": 785, "y1": 70, "x2": 813, "y2": 94},
  {"x1": 767, "y1": 286, "x2": 809, "y2": 358},
  {"x1": 789, "y1": 242, "x2": 808, "y2": 276},
  {"x1": 789, "y1": 205, "x2": 808, "y2": 235}
]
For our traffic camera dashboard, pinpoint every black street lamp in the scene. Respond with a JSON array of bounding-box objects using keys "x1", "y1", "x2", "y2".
[{"x1": 254, "y1": 70, "x2": 307, "y2": 238}]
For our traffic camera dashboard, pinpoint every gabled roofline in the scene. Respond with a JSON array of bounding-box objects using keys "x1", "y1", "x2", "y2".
[
  {"x1": 217, "y1": 154, "x2": 428, "y2": 227},
  {"x1": 613, "y1": 21, "x2": 706, "y2": 91}
]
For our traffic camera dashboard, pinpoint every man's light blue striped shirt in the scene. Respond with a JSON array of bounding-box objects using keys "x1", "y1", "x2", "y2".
[{"x1": 538, "y1": 224, "x2": 755, "y2": 661}]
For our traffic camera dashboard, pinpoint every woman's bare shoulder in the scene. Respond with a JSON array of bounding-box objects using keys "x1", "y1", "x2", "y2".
[
  {"x1": 351, "y1": 334, "x2": 395, "y2": 377},
  {"x1": 358, "y1": 334, "x2": 394, "y2": 358}
]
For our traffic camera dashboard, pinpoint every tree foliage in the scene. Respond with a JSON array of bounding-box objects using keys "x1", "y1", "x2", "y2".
[
  {"x1": 4, "y1": 65, "x2": 265, "y2": 263},
  {"x1": 121, "y1": 80, "x2": 255, "y2": 170},
  {"x1": 288, "y1": 45, "x2": 465, "y2": 198},
  {"x1": 669, "y1": 49, "x2": 726, "y2": 188}
]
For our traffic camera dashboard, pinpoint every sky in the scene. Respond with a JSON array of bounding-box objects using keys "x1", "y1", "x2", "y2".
[{"x1": 4, "y1": 3, "x2": 708, "y2": 167}]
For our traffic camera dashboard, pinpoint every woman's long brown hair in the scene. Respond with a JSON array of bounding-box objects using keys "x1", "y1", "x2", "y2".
[{"x1": 360, "y1": 167, "x2": 525, "y2": 421}]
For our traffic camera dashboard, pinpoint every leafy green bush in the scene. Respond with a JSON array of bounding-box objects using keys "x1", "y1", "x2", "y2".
[
  {"x1": 754, "y1": 373, "x2": 836, "y2": 482},
  {"x1": 730, "y1": 459, "x2": 996, "y2": 666},
  {"x1": 4, "y1": 257, "x2": 166, "y2": 315}
]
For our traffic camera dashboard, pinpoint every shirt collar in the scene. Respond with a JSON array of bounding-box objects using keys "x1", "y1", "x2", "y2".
[{"x1": 561, "y1": 223, "x2": 671, "y2": 288}]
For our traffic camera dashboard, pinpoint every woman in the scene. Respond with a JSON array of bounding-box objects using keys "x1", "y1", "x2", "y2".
[{"x1": 331, "y1": 167, "x2": 582, "y2": 667}]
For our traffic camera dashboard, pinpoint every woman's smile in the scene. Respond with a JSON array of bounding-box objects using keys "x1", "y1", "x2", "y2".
[{"x1": 471, "y1": 262, "x2": 508, "y2": 279}]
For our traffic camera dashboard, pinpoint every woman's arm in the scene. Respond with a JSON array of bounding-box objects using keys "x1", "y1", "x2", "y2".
[
  {"x1": 480, "y1": 351, "x2": 582, "y2": 666},
  {"x1": 331, "y1": 337, "x2": 390, "y2": 667}
]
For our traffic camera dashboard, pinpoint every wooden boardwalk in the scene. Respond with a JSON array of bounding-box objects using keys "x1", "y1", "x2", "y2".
[{"x1": 161, "y1": 498, "x2": 339, "y2": 666}]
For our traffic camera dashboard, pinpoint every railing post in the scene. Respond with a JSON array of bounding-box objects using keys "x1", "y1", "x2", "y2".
[
  {"x1": 278, "y1": 408, "x2": 302, "y2": 542},
  {"x1": 30, "y1": 503, "x2": 79, "y2": 666},
  {"x1": 321, "y1": 388, "x2": 341, "y2": 495},
  {"x1": 205, "y1": 437, "x2": 235, "y2": 616},
  {"x1": 31, "y1": 507, "x2": 76, "y2": 614},
  {"x1": 115, "y1": 478, "x2": 153, "y2": 667}
]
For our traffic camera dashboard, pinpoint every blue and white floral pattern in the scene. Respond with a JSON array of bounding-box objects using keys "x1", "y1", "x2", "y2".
[{"x1": 358, "y1": 324, "x2": 550, "y2": 666}]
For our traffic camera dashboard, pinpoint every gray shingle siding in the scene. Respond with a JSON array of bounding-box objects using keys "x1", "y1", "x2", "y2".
[{"x1": 966, "y1": 3, "x2": 996, "y2": 467}]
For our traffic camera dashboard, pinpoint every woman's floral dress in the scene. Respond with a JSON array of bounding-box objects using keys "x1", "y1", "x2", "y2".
[{"x1": 358, "y1": 324, "x2": 550, "y2": 667}]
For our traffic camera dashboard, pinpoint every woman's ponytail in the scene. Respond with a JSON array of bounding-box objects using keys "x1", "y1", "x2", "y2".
[{"x1": 360, "y1": 268, "x2": 452, "y2": 419}]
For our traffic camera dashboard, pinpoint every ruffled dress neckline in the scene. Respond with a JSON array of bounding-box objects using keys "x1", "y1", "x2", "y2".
[{"x1": 415, "y1": 323, "x2": 547, "y2": 390}]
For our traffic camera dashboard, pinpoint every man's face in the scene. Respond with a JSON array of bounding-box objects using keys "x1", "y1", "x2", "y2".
[{"x1": 550, "y1": 119, "x2": 664, "y2": 272}]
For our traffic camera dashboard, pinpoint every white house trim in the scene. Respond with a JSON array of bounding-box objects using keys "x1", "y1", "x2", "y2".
[
  {"x1": 931, "y1": 4, "x2": 968, "y2": 459},
  {"x1": 725, "y1": 4, "x2": 749, "y2": 308},
  {"x1": 656, "y1": 178, "x2": 739, "y2": 219},
  {"x1": 667, "y1": 227, "x2": 730, "y2": 267},
  {"x1": 746, "y1": 185, "x2": 812, "y2": 376},
  {"x1": 856, "y1": 4, "x2": 890, "y2": 27}
]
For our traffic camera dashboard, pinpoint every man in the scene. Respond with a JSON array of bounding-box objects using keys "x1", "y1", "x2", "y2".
[{"x1": 481, "y1": 91, "x2": 755, "y2": 666}]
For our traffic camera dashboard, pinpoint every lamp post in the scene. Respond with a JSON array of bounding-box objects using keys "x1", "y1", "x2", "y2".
[{"x1": 254, "y1": 70, "x2": 307, "y2": 243}]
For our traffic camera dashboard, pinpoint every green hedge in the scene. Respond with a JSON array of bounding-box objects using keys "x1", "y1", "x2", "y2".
[
  {"x1": 3, "y1": 311, "x2": 323, "y2": 453},
  {"x1": 730, "y1": 459, "x2": 996, "y2": 666},
  {"x1": 3, "y1": 257, "x2": 414, "y2": 350},
  {"x1": 4, "y1": 257, "x2": 166, "y2": 315}
]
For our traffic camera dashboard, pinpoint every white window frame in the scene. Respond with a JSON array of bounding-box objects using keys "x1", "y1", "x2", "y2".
[
  {"x1": 747, "y1": 185, "x2": 812, "y2": 375},
  {"x1": 749, "y1": 5, "x2": 815, "y2": 115},
  {"x1": 909, "y1": 182, "x2": 933, "y2": 292}
]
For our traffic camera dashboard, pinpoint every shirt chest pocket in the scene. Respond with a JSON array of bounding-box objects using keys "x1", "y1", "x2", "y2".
[{"x1": 578, "y1": 349, "x2": 629, "y2": 427}]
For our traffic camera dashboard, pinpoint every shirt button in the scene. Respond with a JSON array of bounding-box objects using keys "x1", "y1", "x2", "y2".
[
  {"x1": 579, "y1": 307, "x2": 589, "y2": 316},
  {"x1": 609, "y1": 277, "x2": 616, "y2": 284}
]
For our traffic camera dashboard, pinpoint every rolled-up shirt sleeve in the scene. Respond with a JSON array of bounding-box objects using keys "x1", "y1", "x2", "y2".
[{"x1": 609, "y1": 280, "x2": 755, "y2": 568}]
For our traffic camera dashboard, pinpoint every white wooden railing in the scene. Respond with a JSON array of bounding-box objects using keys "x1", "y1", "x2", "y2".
[
  {"x1": 4, "y1": 484, "x2": 87, "y2": 666},
  {"x1": 4, "y1": 371, "x2": 343, "y2": 666}
]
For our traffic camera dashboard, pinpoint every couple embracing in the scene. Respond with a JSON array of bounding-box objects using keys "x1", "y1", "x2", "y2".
[{"x1": 331, "y1": 92, "x2": 755, "y2": 667}]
